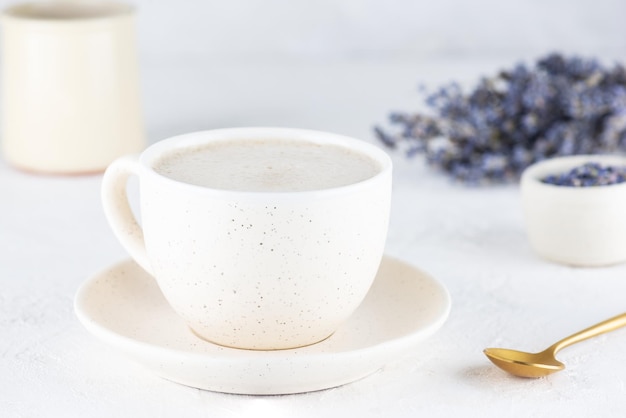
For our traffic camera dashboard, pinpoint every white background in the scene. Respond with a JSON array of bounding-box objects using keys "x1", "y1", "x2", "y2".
[
  {"x1": 109, "y1": 0, "x2": 625, "y2": 143},
  {"x1": 126, "y1": 0, "x2": 625, "y2": 59},
  {"x1": 2, "y1": 1, "x2": 626, "y2": 417}
]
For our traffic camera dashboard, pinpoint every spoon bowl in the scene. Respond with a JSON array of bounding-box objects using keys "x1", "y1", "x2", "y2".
[
  {"x1": 483, "y1": 348, "x2": 564, "y2": 378},
  {"x1": 484, "y1": 313, "x2": 626, "y2": 378}
]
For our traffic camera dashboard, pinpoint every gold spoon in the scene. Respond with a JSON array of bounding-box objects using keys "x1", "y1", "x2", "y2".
[{"x1": 484, "y1": 312, "x2": 626, "y2": 378}]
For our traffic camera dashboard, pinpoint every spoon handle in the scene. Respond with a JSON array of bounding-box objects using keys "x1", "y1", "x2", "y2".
[{"x1": 550, "y1": 312, "x2": 626, "y2": 353}]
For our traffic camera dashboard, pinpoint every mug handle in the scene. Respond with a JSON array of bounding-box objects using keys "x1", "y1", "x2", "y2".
[{"x1": 101, "y1": 154, "x2": 153, "y2": 275}]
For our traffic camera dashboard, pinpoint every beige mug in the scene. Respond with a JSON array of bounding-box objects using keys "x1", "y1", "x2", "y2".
[{"x1": 1, "y1": 1, "x2": 145, "y2": 174}]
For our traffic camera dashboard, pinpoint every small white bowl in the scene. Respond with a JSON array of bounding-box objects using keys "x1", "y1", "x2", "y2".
[{"x1": 521, "y1": 154, "x2": 626, "y2": 267}]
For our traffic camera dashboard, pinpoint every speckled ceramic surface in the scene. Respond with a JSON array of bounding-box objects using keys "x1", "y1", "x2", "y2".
[
  {"x1": 101, "y1": 128, "x2": 392, "y2": 349},
  {"x1": 74, "y1": 255, "x2": 450, "y2": 395}
]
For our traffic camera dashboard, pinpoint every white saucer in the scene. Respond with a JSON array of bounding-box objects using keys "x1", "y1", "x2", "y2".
[{"x1": 74, "y1": 255, "x2": 450, "y2": 395}]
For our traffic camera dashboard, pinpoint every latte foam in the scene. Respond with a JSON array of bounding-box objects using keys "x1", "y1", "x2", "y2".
[{"x1": 154, "y1": 139, "x2": 382, "y2": 192}]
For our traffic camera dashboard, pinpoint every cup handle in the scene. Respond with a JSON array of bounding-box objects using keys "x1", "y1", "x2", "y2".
[{"x1": 101, "y1": 154, "x2": 153, "y2": 275}]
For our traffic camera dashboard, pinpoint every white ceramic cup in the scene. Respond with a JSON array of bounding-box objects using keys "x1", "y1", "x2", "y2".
[
  {"x1": 1, "y1": 1, "x2": 144, "y2": 174},
  {"x1": 101, "y1": 128, "x2": 392, "y2": 350},
  {"x1": 521, "y1": 155, "x2": 626, "y2": 267}
]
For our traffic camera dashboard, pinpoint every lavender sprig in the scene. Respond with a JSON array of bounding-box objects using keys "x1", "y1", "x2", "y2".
[{"x1": 376, "y1": 53, "x2": 626, "y2": 184}]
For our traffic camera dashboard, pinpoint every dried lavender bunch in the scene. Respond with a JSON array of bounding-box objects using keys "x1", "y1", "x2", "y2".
[
  {"x1": 375, "y1": 53, "x2": 626, "y2": 184},
  {"x1": 543, "y1": 162, "x2": 626, "y2": 187}
]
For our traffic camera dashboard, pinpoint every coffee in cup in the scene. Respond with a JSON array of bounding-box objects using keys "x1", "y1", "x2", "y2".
[{"x1": 154, "y1": 138, "x2": 381, "y2": 192}]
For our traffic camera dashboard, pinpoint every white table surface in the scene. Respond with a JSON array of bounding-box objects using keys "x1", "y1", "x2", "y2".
[{"x1": 2, "y1": 54, "x2": 626, "y2": 417}]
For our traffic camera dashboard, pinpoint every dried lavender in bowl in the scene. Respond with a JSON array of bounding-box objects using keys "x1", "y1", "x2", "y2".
[
  {"x1": 543, "y1": 162, "x2": 626, "y2": 187},
  {"x1": 375, "y1": 53, "x2": 626, "y2": 184}
]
